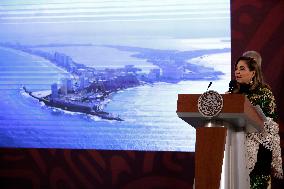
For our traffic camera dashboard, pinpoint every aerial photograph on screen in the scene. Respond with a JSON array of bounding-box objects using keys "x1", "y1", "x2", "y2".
[{"x1": 0, "y1": 0, "x2": 231, "y2": 151}]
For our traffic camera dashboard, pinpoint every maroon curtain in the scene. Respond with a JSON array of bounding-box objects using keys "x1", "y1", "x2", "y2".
[{"x1": 231, "y1": 0, "x2": 284, "y2": 187}]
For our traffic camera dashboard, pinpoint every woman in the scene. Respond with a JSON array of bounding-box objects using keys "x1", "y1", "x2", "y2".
[{"x1": 230, "y1": 56, "x2": 283, "y2": 188}]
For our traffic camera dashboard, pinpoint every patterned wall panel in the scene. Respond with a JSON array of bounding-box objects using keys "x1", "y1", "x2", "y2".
[
  {"x1": 231, "y1": 0, "x2": 284, "y2": 122},
  {"x1": 0, "y1": 148, "x2": 194, "y2": 189},
  {"x1": 231, "y1": 0, "x2": 284, "y2": 187}
]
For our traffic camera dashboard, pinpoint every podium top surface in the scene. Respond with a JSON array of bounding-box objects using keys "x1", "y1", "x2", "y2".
[{"x1": 177, "y1": 94, "x2": 264, "y2": 132}]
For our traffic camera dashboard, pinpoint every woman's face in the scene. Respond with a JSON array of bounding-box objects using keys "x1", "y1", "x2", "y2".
[{"x1": 235, "y1": 60, "x2": 255, "y2": 84}]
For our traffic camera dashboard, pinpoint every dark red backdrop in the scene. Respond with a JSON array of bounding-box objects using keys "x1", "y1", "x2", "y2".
[
  {"x1": 232, "y1": 1, "x2": 284, "y2": 187},
  {"x1": 231, "y1": 0, "x2": 284, "y2": 169},
  {"x1": 1, "y1": 0, "x2": 284, "y2": 188}
]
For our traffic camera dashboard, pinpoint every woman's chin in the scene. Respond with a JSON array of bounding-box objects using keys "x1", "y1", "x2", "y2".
[{"x1": 236, "y1": 79, "x2": 242, "y2": 83}]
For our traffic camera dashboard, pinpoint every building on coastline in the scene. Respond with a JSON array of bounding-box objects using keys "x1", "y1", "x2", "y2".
[
  {"x1": 161, "y1": 65, "x2": 183, "y2": 80},
  {"x1": 148, "y1": 68, "x2": 161, "y2": 80},
  {"x1": 53, "y1": 52, "x2": 77, "y2": 72},
  {"x1": 60, "y1": 78, "x2": 68, "y2": 95},
  {"x1": 51, "y1": 83, "x2": 58, "y2": 98},
  {"x1": 79, "y1": 76, "x2": 86, "y2": 90},
  {"x1": 124, "y1": 65, "x2": 141, "y2": 74},
  {"x1": 67, "y1": 79, "x2": 73, "y2": 93}
]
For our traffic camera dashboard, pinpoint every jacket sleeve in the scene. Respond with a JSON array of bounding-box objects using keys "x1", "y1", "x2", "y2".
[{"x1": 259, "y1": 88, "x2": 278, "y2": 121}]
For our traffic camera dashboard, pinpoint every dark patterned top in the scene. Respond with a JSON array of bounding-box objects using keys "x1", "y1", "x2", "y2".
[
  {"x1": 240, "y1": 84, "x2": 278, "y2": 186},
  {"x1": 232, "y1": 82, "x2": 278, "y2": 121},
  {"x1": 245, "y1": 85, "x2": 278, "y2": 122}
]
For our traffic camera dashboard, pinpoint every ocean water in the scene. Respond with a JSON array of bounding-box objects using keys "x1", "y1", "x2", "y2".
[{"x1": 0, "y1": 43, "x2": 230, "y2": 152}]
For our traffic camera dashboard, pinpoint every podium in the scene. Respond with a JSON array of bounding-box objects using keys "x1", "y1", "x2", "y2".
[{"x1": 177, "y1": 94, "x2": 265, "y2": 189}]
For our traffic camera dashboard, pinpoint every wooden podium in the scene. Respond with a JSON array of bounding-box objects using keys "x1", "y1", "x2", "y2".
[{"x1": 177, "y1": 94, "x2": 265, "y2": 189}]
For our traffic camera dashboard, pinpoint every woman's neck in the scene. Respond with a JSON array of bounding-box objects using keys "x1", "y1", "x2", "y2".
[{"x1": 239, "y1": 83, "x2": 252, "y2": 93}]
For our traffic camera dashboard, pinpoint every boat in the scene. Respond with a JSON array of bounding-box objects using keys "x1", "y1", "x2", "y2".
[{"x1": 23, "y1": 86, "x2": 123, "y2": 121}]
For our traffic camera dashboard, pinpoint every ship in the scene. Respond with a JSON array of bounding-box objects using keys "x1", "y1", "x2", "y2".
[{"x1": 23, "y1": 87, "x2": 123, "y2": 121}]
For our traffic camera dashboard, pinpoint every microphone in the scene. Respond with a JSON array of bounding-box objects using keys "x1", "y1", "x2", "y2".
[
  {"x1": 229, "y1": 80, "x2": 237, "y2": 93},
  {"x1": 206, "y1": 82, "x2": 212, "y2": 91}
]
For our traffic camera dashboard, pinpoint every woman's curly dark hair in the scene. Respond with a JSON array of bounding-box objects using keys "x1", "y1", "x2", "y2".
[{"x1": 232, "y1": 56, "x2": 269, "y2": 93}]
